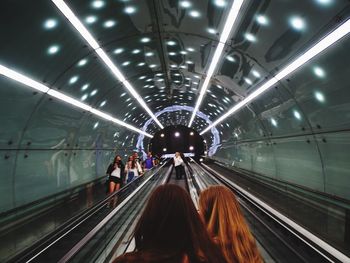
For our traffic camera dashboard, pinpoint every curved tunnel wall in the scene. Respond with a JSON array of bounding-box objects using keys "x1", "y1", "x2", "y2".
[
  {"x1": 0, "y1": 76, "x2": 138, "y2": 213},
  {"x1": 213, "y1": 36, "x2": 350, "y2": 200},
  {"x1": 1, "y1": 0, "x2": 350, "y2": 216}
]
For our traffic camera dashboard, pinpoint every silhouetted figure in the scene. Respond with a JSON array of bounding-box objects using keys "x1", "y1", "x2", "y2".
[
  {"x1": 199, "y1": 185, "x2": 263, "y2": 263},
  {"x1": 113, "y1": 184, "x2": 226, "y2": 263}
]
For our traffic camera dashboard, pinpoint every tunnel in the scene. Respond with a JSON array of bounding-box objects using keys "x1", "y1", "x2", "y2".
[
  {"x1": 149, "y1": 125, "x2": 205, "y2": 159},
  {"x1": 1, "y1": 0, "x2": 350, "y2": 262}
]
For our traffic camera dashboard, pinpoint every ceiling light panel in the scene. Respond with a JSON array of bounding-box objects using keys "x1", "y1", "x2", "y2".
[
  {"x1": 188, "y1": 0, "x2": 245, "y2": 127},
  {"x1": 0, "y1": 1, "x2": 93, "y2": 85},
  {"x1": 51, "y1": 0, "x2": 163, "y2": 129},
  {"x1": 0, "y1": 64, "x2": 153, "y2": 138},
  {"x1": 201, "y1": 18, "x2": 350, "y2": 134}
]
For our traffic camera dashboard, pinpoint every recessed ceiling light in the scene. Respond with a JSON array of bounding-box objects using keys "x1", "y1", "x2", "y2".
[
  {"x1": 132, "y1": 49, "x2": 141, "y2": 54},
  {"x1": 104, "y1": 20, "x2": 116, "y2": 28},
  {"x1": 180, "y1": 50, "x2": 188, "y2": 55},
  {"x1": 167, "y1": 40, "x2": 176, "y2": 46},
  {"x1": 137, "y1": 62, "x2": 146, "y2": 66},
  {"x1": 100, "y1": 100, "x2": 107, "y2": 107},
  {"x1": 77, "y1": 58, "x2": 88, "y2": 67},
  {"x1": 271, "y1": 118, "x2": 278, "y2": 127},
  {"x1": 290, "y1": 16, "x2": 305, "y2": 31},
  {"x1": 141, "y1": 37, "x2": 151, "y2": 43},
  {"x1": 245, "y1": 33, "x2": 256, "y2": 42},
  {"x1": 44, "y1": 19, "x2": 58, "y2": 29},
  {"x1": 91, "y1": 0, "x2": 105, "y2": 9},
  {"x1": 145, "y1": 52, "x2": 154, "y2": 56},
  {"x1": 180, "y1": 1, "x2": 192, "y2": 8},
  {"x1": 226, "y1": 55, "x2": 235, "y2": 62},
  {"x1": 113, "y1": 48, "x2": 124, "y2": 54},
  {"x1": 47, "y1": 45, "x2": 60, "y2": 55},
  {"x1": 252, "y1": 70, "x2": 261, "y2": 78},
  {"x1": 293, "y1": 110, "x2": 301, "y2": 120},
  {"x1": 313, "y1": 66, "x2": 325, "y2": 78},
  {"x1": 189, "y1": 10, "x2": 201, "y2": 18},
  {"x1": 149, "y1": 64, "x2": 157, "y2": 68},
  {"x1": 187, "y1": 47, "x2": 195, "y2": 52},
  {"x1": 124, "y1": 6, "x2": 136, "y2": 14},
  {"x1": 90, "y1": 89, "x2": 98, "y2": 96},
  {"x1": 207, "y1": 28, "x2": 217, "y2": 34},
  {"x1": 315, "y1": 91, "x2": 325, "y2": 102},
  {"x1": 256, "y1": 15, "x2": 268, "y2": 25},
  {"x1": 85, "y1": 15, "x2": 98, "y2": 24},
  {"x1": 315, "y1": 0, "x2": 333, "y2": 5},
  {"x1": 69, "y1": 75, "x2": 79, "y2": 84},
  {"x1": 81, "y1": 84, "x2": 89, "y2": 91},
  {"x1": 81, "y1": 94, "x2": 88, "y2": 101},
  {"x1": 244, "y1": 77, "x2": 252, "y2": 85},
  {"x1": 214, "y1": 0, "x2": 226, "y2": 7},
  {"x1": 122, "y1": 61, "x2": 130, "y2": 66},
  {"x1": 169, "y1": 52, "x2": 176, "y2": 56}
]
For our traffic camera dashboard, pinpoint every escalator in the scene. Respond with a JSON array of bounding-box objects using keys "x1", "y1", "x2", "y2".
[
  {"x1": 9, "y1": 163, "x2": 170, "y2": 263},
  {"x1": 187, "y1": 160, "x2": 349, "y2": 263}
]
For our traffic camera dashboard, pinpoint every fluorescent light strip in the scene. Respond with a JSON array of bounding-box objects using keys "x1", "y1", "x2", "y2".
[
  {"x1": 0, "y1": 64, "x2": 153, "y2": 138},
  {"x1": 0, "y1": 65, "x2": 50, "y2": 93},
  {"x1": 188, "y1": 0, "x2": 245, "y2": 127},
  {"x1": 51, "y1": 0, "x2": 164, "y2": 129},
  {"x1": 200, "y1": 18, "x2": 350, "y2": 135}
]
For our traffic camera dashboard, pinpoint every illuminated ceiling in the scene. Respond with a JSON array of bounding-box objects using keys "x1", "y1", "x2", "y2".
[{"x1": 1, "y1": 0, "x2": 349, "y2": 148}]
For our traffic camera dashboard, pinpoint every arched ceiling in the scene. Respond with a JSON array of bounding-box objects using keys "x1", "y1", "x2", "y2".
[{"x1": 1, "y1": 0, "x2": 350, "y2": 150}]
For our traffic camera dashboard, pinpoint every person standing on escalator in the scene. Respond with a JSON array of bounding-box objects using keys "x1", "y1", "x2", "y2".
[
  {"x1": 106, "y1": 155, "x2": 125, "y2": 207},
  {"x1": 144, "y1": 151, "x2": 156, "y2": 172},
  {"x1": 173, "y1": 152, "x2": 184, "y2": 180}
]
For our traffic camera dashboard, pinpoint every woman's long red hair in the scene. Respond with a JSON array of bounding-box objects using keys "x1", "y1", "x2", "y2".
[{"x1": 199, "y1": 185, "x2": 263, "y2": 263}]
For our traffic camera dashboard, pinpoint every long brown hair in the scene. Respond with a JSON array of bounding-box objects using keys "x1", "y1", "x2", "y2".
[
  {"x1": 132, "y1": 184, "x2": 226, "y2": 263},
  {"x1": 199, "y1": 185, "x2": 262, "y2": 263}
]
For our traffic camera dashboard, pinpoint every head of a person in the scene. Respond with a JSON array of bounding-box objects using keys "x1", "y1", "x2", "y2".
[
  {"x1": 175, "y1": 152, "x2": 180, "y2": 158},
  {"x1": 114, "y1": 155, "x2": 122, "y2": 163},
  {"x1": 147, "y1": 151, "x2": 152, "y2": 157},
  {"x1": 128, "y1": 155, "x2": 133, "y2": 162},
  {"x1": 199, "y1": 185, "x2": 262, "y2": 263},
  {"x1": 133, "y1": 152, "x2": 139, "y2": 159},
  {"x1": 133, "y1": 184, "x2": 225, "y2": 263}
]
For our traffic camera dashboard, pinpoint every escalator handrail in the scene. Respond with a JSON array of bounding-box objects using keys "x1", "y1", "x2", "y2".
[
  {"x1": 201, "y1": 163, "x2": 350, "y2": 263},
  {"x1": 57, "y1": 161, "x2": 169, "y2": 263},
  {"x1": 23, "y1": 163, "x2": 165, "y2": 263}
]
